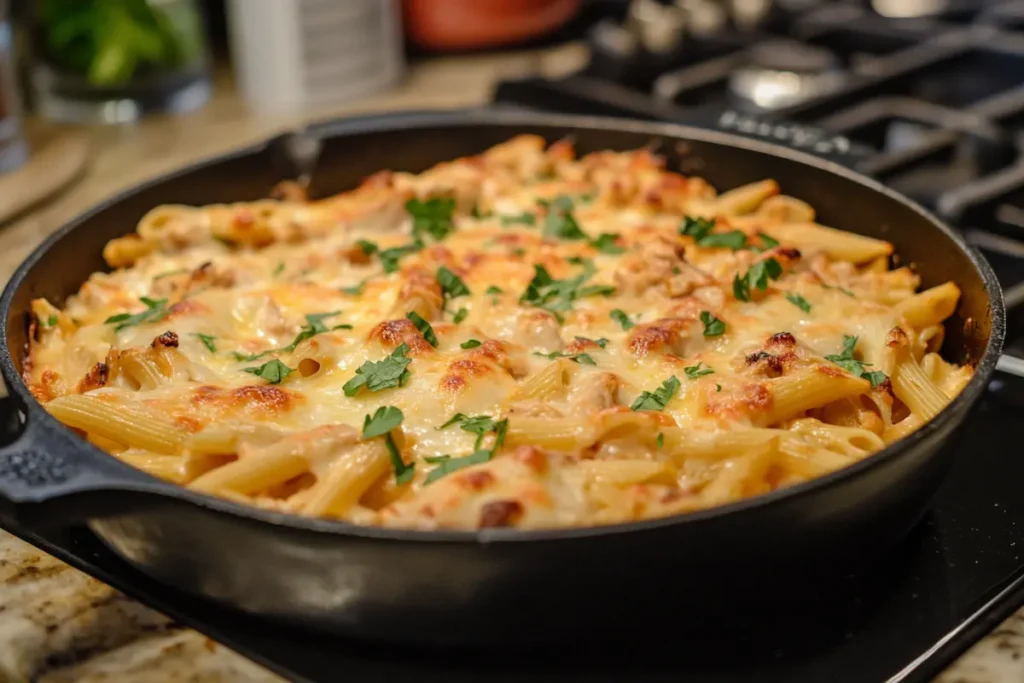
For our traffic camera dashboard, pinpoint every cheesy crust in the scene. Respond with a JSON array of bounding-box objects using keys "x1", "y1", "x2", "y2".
[{"x1": 25, "y1": 135, "x2": 973, "y2": 530}]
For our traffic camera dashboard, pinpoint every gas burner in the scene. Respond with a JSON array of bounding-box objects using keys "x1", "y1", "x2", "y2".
[{"x1": 728, "y1": 39, "x2": 847, "y2": 111}]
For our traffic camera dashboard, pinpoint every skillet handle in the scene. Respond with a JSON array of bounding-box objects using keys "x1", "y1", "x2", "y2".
[
  {"x1": 0, "y1": 398, "x2": 173, "y2": 527},
  {"x1": 678, "y1": 109, "x2": 873, "y2": 172}
]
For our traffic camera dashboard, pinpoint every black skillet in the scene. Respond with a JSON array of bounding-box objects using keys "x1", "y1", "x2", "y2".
[{"x1": 0, "y1": 109, "x2": 1006, "y2": 644}]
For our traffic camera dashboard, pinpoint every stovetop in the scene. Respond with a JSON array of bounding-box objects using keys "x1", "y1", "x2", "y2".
[{"x1": 9, "y1": 2, "x2": 1024, "y2": 682}]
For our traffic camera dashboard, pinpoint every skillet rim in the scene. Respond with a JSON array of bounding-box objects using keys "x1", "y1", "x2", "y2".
[{"x1": 0, "y1": 108, "x2": 1006, "y2": 544}]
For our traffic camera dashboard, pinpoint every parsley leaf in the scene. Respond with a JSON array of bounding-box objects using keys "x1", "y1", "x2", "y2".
[
  {"x1": 541, "y1": 195, "x2": 588, "y2": 241},
  {"x1": 343, "y1": 343, "x2": 413, "y2": 396},
  {"x1": 452, "y1": 308, "x2": 468, "y2": 324},
  {"x1": 356, "y1": 239, "x2": 378, "y2": 256},
  {"x1": 575, "y1": 336, "x2": 608, "y2": 348},
  {"x1": 244, "y1": 359, "x2": 294, "y2": 384},
  {"x1": 590, "y1": 233, "x2": 625, "y2": 254},
  {"x1": 733, "y1": 258, "x2": 783, "y2": 302},
  {"x1": 684, "y1": 363, "x2": 714, "y2": 379},
  {"x1": 500, "y1": 213, "x2": 536, "y2": 226},
  {"x1": 679, "y1": 216, "x2": 715, "y2": 240},
  {"x1": 610, "y1": 309, "x2": 635, "y2": 330},
  {"x1": 341, "y1": 279, "x2": 366, "y2": 296},
  {"x1": 822, "y1": 283, "x2": 855, "y2": 297},
  {"x1": 362, "y1": 405, "x2": 404, "y2": 439},
  {"x1": 519, "y1": 261, "x2": 615, "y2": 321},
  {"x1": 406, "y1": 311, "x2": 438, "y2": 347},
  {"x1": 696, "y1": 230, "x2": 748, "y2": 250},
  {"x1": 716, "y1": 383, "x2": 722, "y2": 392},
  {"x1": 535, "y1": 350, "x2": 597, "y2": 365},
  {"x1": 785, "y1": 293, "x2": 812, "y2": 313},
  {"x1": 282, "y1": 311, "x2": 341, "y2": 352},
  {"x1": 824, "y1": 335, "x2": 889, "y2": 388},
  {"x1": 700, "y1": 311, "x2": 726, "y2": 337},
  {"x1": 656, "y1": 432, "x2": 664, "y2": 449},
  {"x1": 379, "y1": 243, "x2": 422, "y2": 274},
  {"x1": 631, "y1": 376, "x2": 681, "y2": 412},
  {"x1": 406, "y1": 197, "x2": 455, "y2": 242},
  {"x1": 104, "y1": 297, "x2": 169, "y2": 331},
  {"x1": 362, "y1": 406, "x2": 413, "y2": 484},
  {"x1": 425, "y1": 418, "x2": 508, "y2": 484},
  {"x1": 272, "y1": 262, "x2": 286, "y2": 277},
  {"x1": 193, "y1": 333, "x2": 217, "y2": 352},
  {"x1": 471, "y1": 204, "x2": 492, "y2": 219},
  {"x1": 45, "y1": 314, "x2": 58, "y2": 328},
  {"x1": 485, "y1": 286, "x2": 503, "y2": 295},
  {"x1": 437, "y1": 413, "x2": 468, "y2": 430},
  {"x1": 461, "y1": 339, "x2": 482, "y2": 349},
  {"x1": 437, "y1": 266, "x2": 471, "y2": 305},
  {"x1": 753, "y1": 232, "x2": 780, "y2": 252}
]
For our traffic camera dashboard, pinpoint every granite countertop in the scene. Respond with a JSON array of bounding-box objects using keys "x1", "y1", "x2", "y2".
[{"x1": 0, "y1": 44, "x2": 1022, "y2": 683}]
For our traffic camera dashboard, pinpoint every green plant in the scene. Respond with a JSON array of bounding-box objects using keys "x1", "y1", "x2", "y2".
[{"x1": 38, "y1": 0, "x2": 202, "y2": 86}]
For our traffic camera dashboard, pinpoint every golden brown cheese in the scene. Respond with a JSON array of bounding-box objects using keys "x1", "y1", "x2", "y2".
[{"x1": 25, "y1": 136, "x2": 973, "y2": 531}]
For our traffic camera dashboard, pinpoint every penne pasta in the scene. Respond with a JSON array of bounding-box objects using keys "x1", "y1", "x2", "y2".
[{"x1": 761, "y1": 222, "x2": 893, "y2": 263}]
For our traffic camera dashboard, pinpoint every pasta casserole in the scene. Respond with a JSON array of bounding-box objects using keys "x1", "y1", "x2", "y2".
[{"x1": 24, "y1": 135, "x2": 973, "y2": 530}]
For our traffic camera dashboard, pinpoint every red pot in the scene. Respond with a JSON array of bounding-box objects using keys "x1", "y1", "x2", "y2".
[{"x1": 403, "y1": 0, "x2": 583, "y2": 51}]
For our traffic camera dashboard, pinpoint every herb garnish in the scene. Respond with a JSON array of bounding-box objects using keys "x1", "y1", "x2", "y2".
[
  {"x1": 485, "y1": 286, "x2": 504, "y2": 295},
  {"x1": 437, "y1": 266, "x2": 471, "y2": 306},
  {"x1": 684, "y1": 363, "x2": 714, "y2": 379},
  {"x1": 541, "y1": 195, "x2": 588, "y2": 241},
  {"x1": 590, "y1": 233, "x2": 625, "y2": 254},
  {"x1": 700, "y1": 311, "x2": 726, "y2": 337},
  {"x1": 519, "y1": 260, "x2": 615, "y2": 322},
  {"x1": 733, "y1": 258, "x2": 783, "y2": 302},
  {"x1": 436, "y1": 413, "x2": 503, "y2": 449},
  {"x1": 425, "y1": 418, "x2": 509, "y2": 484},
  {"x1": 631, "y1": 376, "x2": 681, "y2": 411},
  {"x1": 406, "y1": 311, "x2": 438, "y2": 347},
  {"x1": 343, "y1": 343, "x2": 413, "y2": 396},
  {"x1": 461, "y1": 339, "x2": 482, "y2": 349},
  {"x1": 785, "y1": 293, "x2": 812, "y2": 313},
  {"x1": 823, "y1": 283, "x2": 855, "y2": 297},
  {"x1": 752, "y1": 233, "x2": 780, "y2": 253},
  {"x1": 341, "y1": 279, "x2": 367, "y2": 296},
  {"x1": 452, "y1": 308, "x2": 468, "y2": 324},
  {"x1": 534, "y1": 350, "x2": 597, "y2": 365},
  {"x1": 272, "y1": 262, "x2": 285, "y2": 277},
  {"x1": 656, "y1": 432, "x2": 664, "y2": 449},
  {"x1": 363, "y1": 406, "x2": 414, "y2": 484},
  {"x1": 500, "y1": 213, "x2": 536, "y2": 226},
  {"x1": 104, "y1": 297, "x2": 169, "y2": 331},
  {"x1": 406, "y1": 197, "x2": 455, "y2": 242},
  {"x1": 45, "y1": 315, "x2": 58, "y2": 328},
  {"x1": 193, "y1": 333, "x2": 217, "y2": 352},
  {"x1": 610, "y1": 309, "x2": 635, "y2": 331},
  {"x1": 824, "y1": 335, "x2": 889, "y2": 388},
  {"x1": 243, "y1": 359, "x2": 294, "y2": 384}
]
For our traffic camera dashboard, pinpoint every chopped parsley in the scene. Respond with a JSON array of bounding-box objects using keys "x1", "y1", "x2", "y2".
[
  {"x1": 716, "y1": 383, "x2": 722, "y2": 392},
  {"x1": 752, "y1": 232, "x2": 780, "y2": 253},
  {"x1": 485, "y1": 285, "x2": 504, "y2": 295},
  {"x1": 785, "y1": 293, "x2": 812, "y2": 313},
  {"x1": 656, "y1": 432, "x2": 664, "y2": 449},
  {"x1": 471, "y1": 204, "x2": 492, "y2": 219},
  {"x1": 700, "y1": 311, "x2": 726, "y2": 337},
  {"x1": 575, "y1": 336, "x2": 608, "y2": 348},
  {"x1": 104, "y1": 297, "x2": 169, "y2": 332},
  {"x1": 684, "y1": 362, "x2": 714, "y2": 379},
  {"x1": 425, "y1": 418, "x2": 509, "y2": 484},
  {"x1": 45, "y1": 314, "x2": 58, "y2": 328},
  {"x1": 436, "y1": 414, "x2": 502, "y2": 449},
  {"x1": 511, "y1": 247, "x2": 526, "y2": 257},
  {"x1": 696, "y1": 230, "x2": 748, "y2": 250},
  {"x1": 406, "y1": 311, "x2": 438, "y2": 347},
  {"x1": 823, "y1": 283, "x2": 855, "y2": 297},
  {"x1": 500, "y1": 213, "x2": 536, "y2": 226},
  {"x1": 343, "y1": 343, "x2": 412, "y2": 396},
  {"x1": 452, "y1": 307, "x2": 468, "y2": 324},
  {"x1": 437, "y1": 266, "x2": 471, "y2": 305},
  {"x1": 362, "y1": 406, "x2": 413, "y2": 484},
  {"x1": 824, "y1": 335, "x2": 889, "y2": 388},
  {"x1": 461, "y1": 339, "x2": 482, "y2": 349},
  {"x1": 355, "y1": 239, "x2": 378, "y2": 256},
  {"x1": 243, "y1": 359, "x2": 294, "y2": 384},
  {"x1": 340, "y1": 279, "x2": 366, "y2": 296},
  {"x1": 610, "y1": 309, "x2": 635, "y2": 331},
  {"x1": 379, "y1": 243, "x2": 422, "y2": 274},
  {"x1": 541, "y1": 195, "x2": 588, "y2": 241},
  {"x1": 272, "y1": 262, "x2": 285, "y2": 277},
  {"x1": 590, "y1": 233, "x2": 625, "y2": 254},
  {"x1": 283, "y1": 311, "x2": 345, "y2": 351},
  {"x1": 733, "y1": 258, "x2": 783, "y2": 302},
  {"x1": 193, "y1": 333, "x2": 217, "y2": 352},
  {"x1": 519, "y1": 260, "x2": 615, "y2": 322},
  {"x1": 679, "y1": 216, "x2": 716, "y2": 240},
  {"x1": 406, "y1": 197, "x2": 455, "y2": 242},
  {"x1": 535, "y1": 350, "x2": 597, "y2": 365},
  {"x1": 631, "y1": 376, "x2": 681, "y2": 411}
]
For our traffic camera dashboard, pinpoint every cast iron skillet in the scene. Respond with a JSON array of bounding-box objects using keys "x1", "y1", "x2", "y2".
[{"x1": 0, "y1": 109, "x2": 1005, "y2": 644}]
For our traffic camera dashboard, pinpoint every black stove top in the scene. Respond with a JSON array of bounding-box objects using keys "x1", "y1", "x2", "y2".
[{"x1": 10, "y1": 2, "x2": 1024, "y2": 681}]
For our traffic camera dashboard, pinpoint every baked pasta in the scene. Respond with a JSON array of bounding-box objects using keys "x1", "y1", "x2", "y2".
[{"x1": 24, "y1": 135, "x2": 972, "y2": 530}]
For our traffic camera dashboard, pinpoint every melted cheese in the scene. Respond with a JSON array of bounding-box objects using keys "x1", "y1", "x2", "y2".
[{"x1": 24, "y1": 135, "x2": 973, "y2": 530}]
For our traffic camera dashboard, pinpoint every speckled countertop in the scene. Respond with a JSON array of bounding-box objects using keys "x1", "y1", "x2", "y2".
[{"x1": 1, "y1": 44, "x2": 1023, "y2": 683}]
